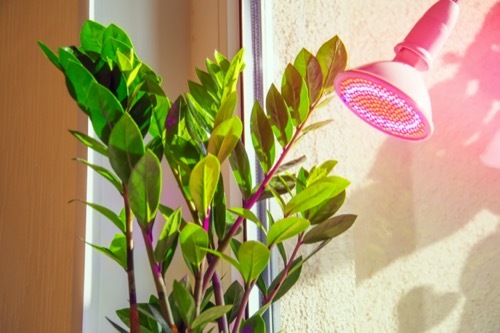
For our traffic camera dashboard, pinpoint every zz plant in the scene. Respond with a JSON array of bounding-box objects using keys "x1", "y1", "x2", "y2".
[{"x1": 39, "y1": 20, "x2": 356, "y2": 333}]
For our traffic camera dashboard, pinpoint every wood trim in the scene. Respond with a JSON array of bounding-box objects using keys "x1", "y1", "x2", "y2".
[{"x1": 0, "y1": 1, "x2": 86, "y2": 332}]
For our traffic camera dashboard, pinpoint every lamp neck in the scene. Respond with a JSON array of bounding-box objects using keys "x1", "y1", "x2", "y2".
[{"x1": 393, "y1": 0, "x2": 459, "y2": 71}]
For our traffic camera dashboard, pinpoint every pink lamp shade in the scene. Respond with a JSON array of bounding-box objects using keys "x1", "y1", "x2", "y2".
[{"x1": 334, "y1": 0, "x2": 459, "y2": 141}]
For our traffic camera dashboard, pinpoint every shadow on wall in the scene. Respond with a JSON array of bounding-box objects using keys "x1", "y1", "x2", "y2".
[
  {"x1": 350, "y1": 4, "x2": 500, "y2": 330},
  {"x1": 353, "y1": 1, "x2": 500, "y2": 283}
]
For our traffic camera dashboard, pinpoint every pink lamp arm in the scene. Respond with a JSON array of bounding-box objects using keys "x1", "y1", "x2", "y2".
[{"x1": 394, "y1": 0, "x2": 460, "y2": 71}]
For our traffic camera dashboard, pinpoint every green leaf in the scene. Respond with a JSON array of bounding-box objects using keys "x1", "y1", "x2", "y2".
[
  {"x1": 87, "y1": 233, "x2": 127, "y2": 269},
  {"x1": 228, "y1": 207, "x2": 266, "y2": 233},
  {"x1": 307, "y1": 160, "x2": 338, "y2": 186},
  {"x1": 276, "y1": 155, "x2": 306, "y2": 173},
  {"x1": 74, "y1": 158, "x2": 122, "y2": 194},
  {"x1": 191, "y1": 305, "x2": 233, "y2": 330},
  {"x1": 214, "y1": 91, "x2": 237, "y2": 127},
  {"x1": 63, "y1": 58, "x2": 96, "y2": 112},
  {"x1": 308, "y1": 190, "x2": 346, "y2": 225},
  {"x1": 316, "y1": 35, "x2": 348, "y2": 93},
  {"x1": 301, "y1": 119, "x2": 333, "y2": 134},
  {"x1": 284, "y1": 176, "x2": 350, "y2": 216},
  {"x1": 250, "y1": 101, "x2": 275, "y2": 174},
  {"x1": 108, "y1": 113, "x2": 145, "y2": 183},
  {"x1": 80, "y1": 20, "x2": 105, "y2": 54},
  {"x1": 224, "y1": 281, "x2": 244, "y2": 322},
  {"x1": 237, "y1": 241, "x2": 270, "y2": 284},
  {"x1": 294, "y1": 48, "x2": 323, "y2": 104},
  {"x1": 71, "y1": 199, "x2": 125, "y2": 232},
  {"x1": 282, "y1": 64, "x2": 310, "y2": 126},
  {"x1": 207, "y1": 116, "x2": 242, "y2": 163},
  {"x1": 241, "y1": 315, "x2": 266, "y2": 333},
  {"x1": 137, "y1": 303, "x2": 172, "y2": 333},
  {"x1": 155, "y1": 208, "x2": 181, "y2": 262},
  {"x1": 229, "y1": 140, "x2": 253, "y2": 199},
  {"x1": 180, "y1": 223, "x2": 208, "y2": 268},
  {"x1": 189, "y1": 154, "x2": 220, "y2": 216},
  {"x1": 69, "y1": 130, "x2": 108, "y2": 156},
  {"x1": 212, "y1": 177, "x2": 227, "y2": 240},
  {"x1": 128, "y1": 150, "x2": 162, "y2": 226},
  {"x1": 258, "y1": 174, "x2": 297, "y2": 202},
  {"x1": 106, "y1": 317, "x2": 129, "y2": 333},
  {"x1": 172, "y1": 280, "x2": 196, "y2": 327},
  {"x1": 266, "y1": 217, "x2": 309, "y2": 247},
  {"x1": 303, "y1": 214, "x2": 357, "y2": 244},
  {"x1": 266, "y1": 84, "x2": 293, "y2": 147},
  {"x1": 149, "y1": 95, "x2": 170, "y2": 138},
  {"x1": 37, "y1": 41, "x2": 61, "y2": 70},
  {"x1": 221, "y1": 48, "x2": 245, "y2": 103},
  {"x1": 203, "y1": 248, "x2": 240, "y2": 272},
  {"x1": 86, "y1": 81, "x2": 126, "y2": 144}
]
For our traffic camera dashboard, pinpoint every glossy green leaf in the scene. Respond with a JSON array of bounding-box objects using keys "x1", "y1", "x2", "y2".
[
  {"x1": 137, "y1": 303, "x2": 172, "y2": 333},
  {"x1": 316, "y1": 35, "x2": 348, "y2": 93},
  {"x1": 116, "y1": 49, "x2": 134, "y2": 72},
  {"x1": 128, "y1": 93, "x2": 154, "y2": 137},
  {"x1": 212, "y1": 176, "x2": 226, "y2": 240},
  {"x1": 128, "y1": 150, "x2": 162, "y2": 226},
  {"x1": 172, "y1": 280, "x2": 196, "y2": 326},
  {"x1": 308, "y1": 190, "x2": 346, "y2": 225},
  {"x1": 303, "y1": 214, "x2": 357, "y2": 244},
  {"x1": 221, "y1": 48, "x2": 245, "y2": 103},
  {"x1": 229, "y1": 140, "x2": 253, "y2": 199},
  {"x1": 64, "y1": 58, "x2": 96, "y2": 111},
  {"x1": 37, "y1": 41, "x2": 61, "y2": 70},
  {"x1": 196, "y1": 68, "x2": 220, "y2": 102},
  {"x1": 71, "y1": 199, "x2": 125, "y2": 232},
  {"x1": 108, "y1": 113, "x2": 145, "y2": 183},
  {"x1": 250, "y1": 101, "x2": 275, "y2": 173},
  {"x1": 102, "y1": 23, "x2": 133, "y2": 49},
  {"x1": 282, "y1": 64, "x2": 310, "y2": 126},
  {"x1": 191, "y1": 305, "x2": 233, "y2": 330},
  {"x1": 180, "y1": 223, "x2": 208, "y2": 268},
  {"x1": 87, "y1": 81, "x2": 126, "y2": 144},
  {"x1": 294, "y1": 48, "x2": 323, "y2": 104},
  {"x1": 266, "y1": 84, "x2": 293, "y2": 147},
  {"x1": 224, "y1": 280, "x2": 244, "y2": 322},
  {"x1": 307, "y1": 160, "x2": 338, "y2": 186},
  {"x1": 266, "y1": 217, "x2": 309, "y2": 247},
  {"x1": 284, "y1": 176, "x2": 350, "y2": 216},
  {"x1": 301, "y1": 119, "x2": 333, "y2": 135},
  {"x1": 208, "y1": 117, "x2": 242, "y2": 163},
  {"x1": 155, "y1": 207, "x2": 181, "y2": 262},
  {"x1": 106, "y1": 317, "x2": 129, "y2": 333},
  {"x1": 237, "y1": 241, "x2": 270, "y2": 284},
  {"x1": 87, "y1": 233, "x2": 127, "y2": 269},
  {"x1": 69, "y1": 130, "x2": 108, "y2": 156},
  {"x1": 228, "y1": 207, "x2": 265, "y2": 233},
  {"x1": 241, "y1": 315, "x2": 266, "y2": 333},
  {"x1": 80, "y1": 20, "x2": 105, "y2": 54},
  {"x1": 258, "y1": 174, "x2": 297, "y2": 201},
  {"x1": 149, "y1": 95, "x2": 170, "y2": 138},
  {"x1": 214, "y1": 91, "x2": 237, "y2": 127},
  {"x1": 74, "y1": 158, "x2": 122, "y2": 194},
  {"x1": 189, "y1": 154, "x2": 220, "y2": 216}
]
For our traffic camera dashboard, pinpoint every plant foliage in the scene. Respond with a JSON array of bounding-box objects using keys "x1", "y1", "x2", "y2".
[{"x1": 39, "y1": 20, "x2": 354, "y2": 333}]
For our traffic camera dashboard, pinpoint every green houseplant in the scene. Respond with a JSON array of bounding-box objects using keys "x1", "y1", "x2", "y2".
[{"x1": 39, "y1": 20, "x2": 356, "y2": 333}]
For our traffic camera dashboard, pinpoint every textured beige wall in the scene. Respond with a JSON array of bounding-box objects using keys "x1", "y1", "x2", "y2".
[{"x1": 271, "y1": 1, "x2": 500, "y2": 332}]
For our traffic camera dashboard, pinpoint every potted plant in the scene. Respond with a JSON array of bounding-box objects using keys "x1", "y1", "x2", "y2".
[{"x1": 38, "y1": 19, "x2": 356, "y2": 333}]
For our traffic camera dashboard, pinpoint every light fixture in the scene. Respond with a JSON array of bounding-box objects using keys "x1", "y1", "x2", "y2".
[{"x1": 334, "y1": 0, "x2": 460, "y2": 141}]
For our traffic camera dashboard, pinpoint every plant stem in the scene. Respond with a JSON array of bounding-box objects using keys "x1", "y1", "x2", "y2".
[
  {"x1": 123, "y1": 184, "x2": 142, "y2": 333},
  {"x1": 194, "y1": 261, "x2": 205, "y2": 318},
  {"x1": 212, "y1": 270, "x2": 229, "y2": 333},
  {"x1": 231, "y1": 282, "x2": 255, "y2": 333},
  {"x1": 140, "y1": 225, "x2": 179, "y2": 333},
  {"x1": 202, "y1": 113, "x2": 312, "y2": 291},
  {"x1": 262, "y1": 234, "x2": 304, "y2": 305}
]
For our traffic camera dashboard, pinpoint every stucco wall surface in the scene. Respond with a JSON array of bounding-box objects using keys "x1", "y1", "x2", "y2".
[{"x1": 270, "y1": 1, "x2": 500, "y2": 332}]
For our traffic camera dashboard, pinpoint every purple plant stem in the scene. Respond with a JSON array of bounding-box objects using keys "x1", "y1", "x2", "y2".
[
  {"x1": 202, "y1": 115, "x2": 311, "y2": 291},
  {"x1": 123, "y1": 185, "x2": 142, "y2": 333},
  {"x1": 212, "y1": 270, "x2": 229, "y2": 332},
  {"x1": 231, "y1": 281, "x2": 255, "y2": 333},
  {"x1": 140, "y1": 224, "x2": 178, "y2": 333}
]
